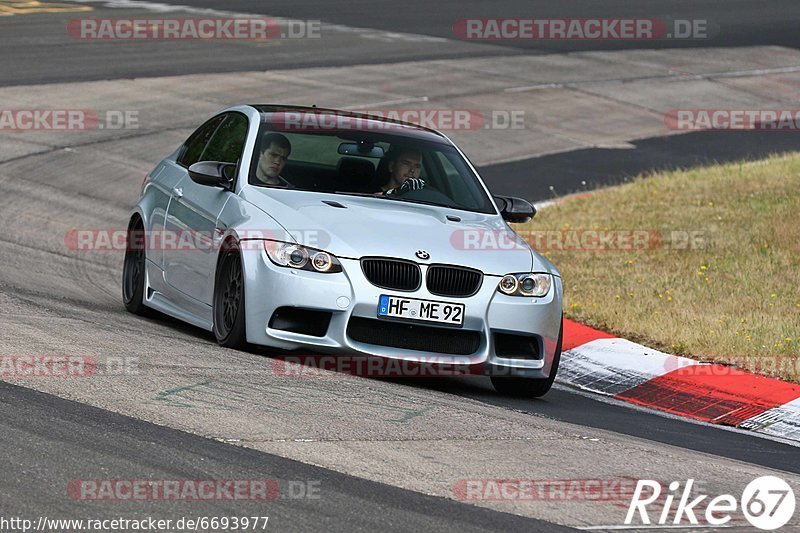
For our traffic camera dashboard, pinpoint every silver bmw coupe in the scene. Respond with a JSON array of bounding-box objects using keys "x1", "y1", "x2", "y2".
[{"x1": 123, "y1": 105, "x2": 563, "y2": 396}]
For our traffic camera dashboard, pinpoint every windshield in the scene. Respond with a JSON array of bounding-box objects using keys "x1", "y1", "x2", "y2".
[{"x1": 250, "y1": 117, "x2": 496, "y2": 214}]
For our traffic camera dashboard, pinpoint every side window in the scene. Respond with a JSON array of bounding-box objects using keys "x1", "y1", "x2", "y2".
[
  {"x1": 200, "y1": 113, "x2": 249, "y2": 164},
  {"x1": 177, "y1": 115, "x2": 225, "y2": 168}
]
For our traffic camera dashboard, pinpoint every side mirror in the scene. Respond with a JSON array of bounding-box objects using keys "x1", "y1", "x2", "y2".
[
  {"x1": 188, "y1": 161, "x2": 236, "y2": 189},
  {"x1": 494, "y1": 195, "x2": 536, "y2": 224}
]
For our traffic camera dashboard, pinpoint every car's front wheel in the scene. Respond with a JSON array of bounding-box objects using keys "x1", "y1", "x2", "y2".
[
  {"x1": 213, "y1": 246, "x2": 248, "y2": 349},
  {"x1": 122, "y1": 217, "x2": 152, "y2": 316},
  {"x1": 491, "y1": 317, "x2": 563, "y2": 398}
]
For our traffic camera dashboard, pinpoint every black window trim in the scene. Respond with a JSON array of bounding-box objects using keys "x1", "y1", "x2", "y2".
[
  {"x1": 176, "y1": 114, "x2": 225, "y2": 169},
  {"x1": 176, "y1": 111, "x2": 250, "y2": 171}
]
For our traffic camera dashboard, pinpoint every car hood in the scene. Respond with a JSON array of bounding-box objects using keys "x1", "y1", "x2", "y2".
[{"x1": 241, "y1": 188, "x2": 555, "y2": 276}]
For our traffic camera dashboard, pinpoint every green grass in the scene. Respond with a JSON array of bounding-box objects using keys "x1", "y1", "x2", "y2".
[{"x1": 514, "y1": 153, "x2": 800, "y2": 381}]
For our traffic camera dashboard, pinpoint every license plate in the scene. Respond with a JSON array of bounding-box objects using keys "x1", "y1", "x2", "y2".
[{"x1": 378, "y1": 295, "x2": 464, "y2": 326}]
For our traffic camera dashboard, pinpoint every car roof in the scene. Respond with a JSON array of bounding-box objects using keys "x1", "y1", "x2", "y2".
[{"x1": 250, "y1": 104, "x2": 451, "y2": 144}]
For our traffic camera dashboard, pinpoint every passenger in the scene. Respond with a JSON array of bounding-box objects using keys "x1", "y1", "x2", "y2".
[{"x1": 255, "y1": 133, "x2": 291, "y2": 186}]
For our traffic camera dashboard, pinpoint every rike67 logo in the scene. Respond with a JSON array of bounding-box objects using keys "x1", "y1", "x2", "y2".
[{"x1": 626, "y1": 477, "x2": 795, "y2": 530}]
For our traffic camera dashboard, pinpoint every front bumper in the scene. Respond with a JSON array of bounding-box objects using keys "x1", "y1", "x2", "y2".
[{"x1": 241, "y1": 248, "x2": 563, "y2": 378}]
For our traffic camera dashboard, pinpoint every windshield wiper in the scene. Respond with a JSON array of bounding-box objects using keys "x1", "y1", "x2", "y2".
[
  {"x1": 332, "y1": 191, "x2": 390, "y2": 199},
  {"x1": 392, "y1": 197, "x2": 463, "y2": 210}
]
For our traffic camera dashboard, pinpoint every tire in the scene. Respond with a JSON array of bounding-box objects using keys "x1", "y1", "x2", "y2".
[
  {"x1": 213, "y1": 246, "x2": 248, "y2": 349},
  {"x1": 491, "y1": 316, "x2": 563, "y2": 398},
  {"x1": 122, "y1": 217, "x2": 153, "y2": 316}
]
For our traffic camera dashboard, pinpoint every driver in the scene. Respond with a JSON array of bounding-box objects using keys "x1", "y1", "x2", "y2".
[{"x1": 377, "y1": 147, "x2": 425, "y2": 196}]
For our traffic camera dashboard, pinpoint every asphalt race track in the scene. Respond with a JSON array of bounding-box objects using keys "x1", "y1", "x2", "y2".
[
  {"x1": 5, "y1": 0, "x2": 800, "y2": 86},
  {"x1": 0, "y1": 381, "x2": 569, "y2": 532},
  {"x1": 1, "y1": 1, "x2": 800, "y2": 531}
]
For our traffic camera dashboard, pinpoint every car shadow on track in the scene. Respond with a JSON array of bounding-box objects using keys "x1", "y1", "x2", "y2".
[{"x1": 132, "y1": 311, "x2": 549, "y2": 399}]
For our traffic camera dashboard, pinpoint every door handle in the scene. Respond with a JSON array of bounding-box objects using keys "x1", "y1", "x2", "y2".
[{"x1": 171, "y1": 187, "x2": 183, "y2": 199}]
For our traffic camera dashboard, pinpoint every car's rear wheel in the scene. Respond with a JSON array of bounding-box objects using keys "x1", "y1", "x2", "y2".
[
  {"x1": 122, "y1": 217, "x2": 152, "y2": 316},
  {"x1": 491, "y1": 316, "x2": 563, "y2": 398},
  {"x1": 213, "y1": 246, "x2": 248, "y2": 349}
]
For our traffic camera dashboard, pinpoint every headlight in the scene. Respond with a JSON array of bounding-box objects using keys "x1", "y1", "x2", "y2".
[
  {"x1": 264, "y1": 241, "x2": 342, "y2": 273},
  {"x1": 497, "y1": 273, "x2": 551, "y2": 297},
  {"x1": 498, "y1": 274, "x2": 519, "y2": 295},
  {"x1": 311, "y1": 251, "x2": 334, "y2": 272}
]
